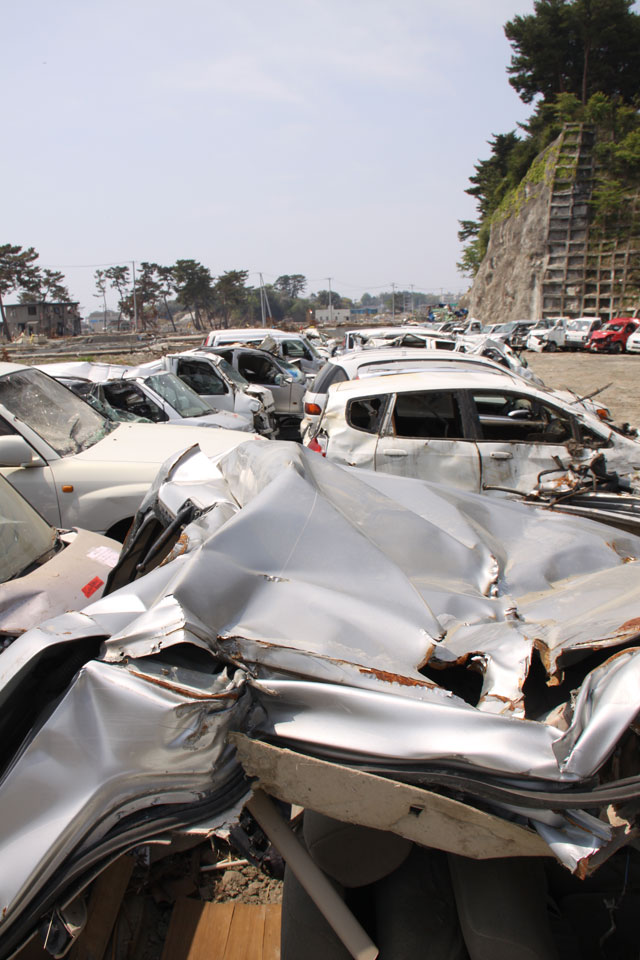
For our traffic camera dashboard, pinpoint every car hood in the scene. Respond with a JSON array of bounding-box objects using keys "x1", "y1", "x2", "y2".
[
  {"x1": 74, "y1": 422, "x2": 256, "y2": 465},
  {"x1": 0, "y1": 529, "x2": 119, "y2": 641},
  {"x1": 178, "y1": 411, "x2": 254, "y2": 432}
]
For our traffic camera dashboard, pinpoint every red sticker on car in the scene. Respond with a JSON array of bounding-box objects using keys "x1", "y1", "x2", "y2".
[{"x1": 82, "y1": 577, "x2": 104, "y2": 598}]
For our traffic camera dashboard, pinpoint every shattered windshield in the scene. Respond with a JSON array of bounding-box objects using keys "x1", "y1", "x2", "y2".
[
  {"x1": 568, "y1": 320, "x2": 592, "y2": 331},
  {"x1": 215, "y1": 357, "x2": 250, "y2": 388},
  {"x1": 0, "y1": 369, "x2": 115, "y2": 456},
  {"x1": 144, "y1": 373, "x2": 213, "y2": 418},
  {"x1": 0, "y1": 476, "x2": 56, "y2": 583},
  {"x1": 277, "y1": 357, "x2": 304, "y2": 378}
]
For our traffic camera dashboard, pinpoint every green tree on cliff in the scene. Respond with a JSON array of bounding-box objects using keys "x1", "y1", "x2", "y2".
[{"x1": 505, "y1": 0, "x2": 640, "y2": 105}]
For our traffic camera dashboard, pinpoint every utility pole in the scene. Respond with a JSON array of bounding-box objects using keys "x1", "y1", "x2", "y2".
[
  {"x1": 132, "y1": 261, "x2": 139, "y2": 333},
  {"x1": 391, "y1": 283, "x2": 396, "y2": 319},
  {"x1": 259, "y1": 273, "x2": 266, "y2": 327},
  {"x1": 327, "y1": 277, "x2": 333, "y2": 327},
  {"x1": 410, "y1": 284, "x2": 415, "y2": 317}
]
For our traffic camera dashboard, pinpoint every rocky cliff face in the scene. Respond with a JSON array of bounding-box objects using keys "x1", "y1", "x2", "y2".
[
  {"x1": 461, "y1": 139, "x2": 560, "y2": 323},
  {"x1": 461, "y1": 125, "x2": 640, "y2": 323}
]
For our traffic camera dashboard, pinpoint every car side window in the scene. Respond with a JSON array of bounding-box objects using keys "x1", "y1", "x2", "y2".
[
  {"x1": 0, "y1": 416, "x2": 17, "y2": 436},
  {"x1": 473, "y1": 391, "x2": 574, "y2": 444},
  {"x1": 177, "y1": 359, "x2": 227, "y2": 396},
  {"x1": 392, "y1": 391, "x2": 465, "y2": 439},
  {"x1": 238, "y1": 353, "x2": 279, "y2": 385},
  {"x1": 346, "y1": 396, "x2": 387, "y2": 435},
  {"x1": 577, "y1": 424, "x2": 611, "y2": 448},
  {"x1": 102, "y1": 383, "x2": 167, "y2": 422},
  {"x1": 282, "y1": 339, "x2": 311, "y2": 361}
]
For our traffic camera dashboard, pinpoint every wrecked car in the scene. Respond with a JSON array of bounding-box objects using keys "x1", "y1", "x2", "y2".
[
  {"x1": 38, "y1": 361, "x2": 256, "y2": 433},
  {"x1": 305, "y1": 369, "x2": 640, "y2": 499},
  {"x1": 204, "y1": 345, "x2": 307, "y2": 439},
  {"x1": 300, "y1": 347, "x2": 548, "y2": 440},
  {"x1": 0, "y1": 362, "x2": 256, "y2": 540},
  {"x1": 203, "y1": 327, "x2": 325, "y2": 375},
  {"x1": 0, "y1": 472, "x2": 119, "y2": 651},
  {"x1": 588, "y1": 317, "x2": 639, "y2": 354},
  {"x1": 2, "y1": 440, "x2": 640, "y2": 957},
  {"x1": 39, "y1": 356, "x2": 277, "y2": 438}
]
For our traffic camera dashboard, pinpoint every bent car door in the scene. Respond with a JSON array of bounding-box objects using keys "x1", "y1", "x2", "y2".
[
  {"x1": 234, "y1": 351, "x2": 297, "y2": 416},
  {"x1": 374, "y1": 389, "x2": 482, "y2": 490},
  {"x1": 472, "y1": 388, "x2": 580, "y2": 493},
  {"x1": 174, "y1": 358, "x2": 234, "y2": 412}
]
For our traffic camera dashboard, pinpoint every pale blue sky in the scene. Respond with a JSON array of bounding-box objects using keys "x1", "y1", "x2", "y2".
[{"x1": 2, "y1": 0, "x2": 536, "y2": 312}]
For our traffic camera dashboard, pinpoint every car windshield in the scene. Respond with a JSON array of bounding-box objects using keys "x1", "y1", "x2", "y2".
[
  {"x1": 0, "y1": 368, "x2": 115, "y2": 456},
  {"x1": 299, "y1": 336, "x2": 321, "y2": 359},
  {"x1": 215, "y1": 357, "x2": 250, "y2": 388},
  {"x1": 567, "y1": 320, "x2": 591, "y2": 331},
  {"x1": 0, "y1": 475, "x2": 56, "y2": 582},
  {"x1": 277, "y1": 357, "x2": 304, "y2": 378},
  {"x1": 607, "y1": 324, "x2": 624, "y2": 331},
  {"x1": 144, "y1": 373, "x2": 213, "y2": 418}
]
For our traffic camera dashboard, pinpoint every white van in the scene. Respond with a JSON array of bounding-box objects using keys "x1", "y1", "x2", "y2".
[
  {"x1": 203, "y1": 328, "x2": 324, "y2": 376},
  {"x1": 564, "y1": 317, "x2": 603, "y2": 350}
]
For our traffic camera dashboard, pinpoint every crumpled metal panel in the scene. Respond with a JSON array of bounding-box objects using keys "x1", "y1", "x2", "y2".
[
  {"x1": 0, "y1": 655, "x2": 249, "y2": 941},
  {"x1": 2, "y1": 438, "x2": 640, "y2": 945}
]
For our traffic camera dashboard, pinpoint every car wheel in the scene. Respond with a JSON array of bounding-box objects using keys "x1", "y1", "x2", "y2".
[
  {"x1": 545, "y1": 341, "x2": 558, "y2": 352},
  {"x1": 612, "y1": 342, "x2": 624, "y2": 354}
]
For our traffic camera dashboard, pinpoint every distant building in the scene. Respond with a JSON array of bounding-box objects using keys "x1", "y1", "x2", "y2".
[
  {"x1": 314, "y1": 308, "x2": 351, "y2": 325},
  {"x1": 4, "y1": 301, "x2": 81, "y2": 338}
]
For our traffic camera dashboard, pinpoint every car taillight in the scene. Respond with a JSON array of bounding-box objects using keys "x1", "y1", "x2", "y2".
[
  {"x1": 596, "y1": 408, "x2": 610, "y2": 420},
  {"x1": 304, "y1": 402, "x2": 323, "y2": 416},
  {"x1": 307, "y1": 435, "x2": 327, "y2": 456}
]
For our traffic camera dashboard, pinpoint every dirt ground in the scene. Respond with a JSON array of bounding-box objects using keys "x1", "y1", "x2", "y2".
[{"x1": 525, "y1": 350, "x2": 640, "y2": 427}]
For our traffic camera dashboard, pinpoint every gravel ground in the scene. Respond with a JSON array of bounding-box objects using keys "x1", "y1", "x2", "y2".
[{"x1": 524, "y1": 349, "x2": 640, "y2": 427}]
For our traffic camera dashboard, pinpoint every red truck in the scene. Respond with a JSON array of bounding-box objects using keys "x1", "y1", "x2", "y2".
[{"x1": 588, "y1": 317, "x2": 638, "y2": 353}]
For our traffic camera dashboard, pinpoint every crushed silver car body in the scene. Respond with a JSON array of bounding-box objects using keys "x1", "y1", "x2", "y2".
[{"x1": 2, "y1": 440, "x2": 640, "y2": 954}]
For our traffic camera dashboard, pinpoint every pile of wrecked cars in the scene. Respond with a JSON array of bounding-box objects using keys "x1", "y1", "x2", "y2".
[
  {"x1": 3, "y1": 329, "x2": 640, "y2": 959},
  {"x1": 3, "y1": 432, "x2": 640, "y2": 957}
]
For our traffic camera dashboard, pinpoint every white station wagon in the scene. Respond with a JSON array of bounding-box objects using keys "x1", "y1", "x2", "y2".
[{"x1": 305, "y1": 369, "x2": 640, "y2": 495}]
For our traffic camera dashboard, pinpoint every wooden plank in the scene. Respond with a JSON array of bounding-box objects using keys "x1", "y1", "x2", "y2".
[
  {"x1": 262, "y1": 905, "x2": 282, "y2": 960},
  {"x1": 224, "y1": 903, "x2": 265, "y2": 960},
  {"x1": 161, "y1": 901, "x2": 281, "y2": 960},
  {"x1": 69, "y1": 855, "x2": 134, "y2": 960}
]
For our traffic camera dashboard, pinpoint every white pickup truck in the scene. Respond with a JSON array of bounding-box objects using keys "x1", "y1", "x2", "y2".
[{"x1": 526, "y1": 317, "x2": 569, "y2": 352}]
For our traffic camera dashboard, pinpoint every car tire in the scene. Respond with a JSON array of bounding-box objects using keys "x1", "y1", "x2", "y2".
[
  {"x1": 612, "y1": 342, "x2": 624, "y2": 354},
  {"x1": 545, "y1": 341, "x2": 558, "y2": 352}
]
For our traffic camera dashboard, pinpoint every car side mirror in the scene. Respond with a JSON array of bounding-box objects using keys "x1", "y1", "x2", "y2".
[{"x1": 0, "y1": 435, "x2": 46, "y2": 467}]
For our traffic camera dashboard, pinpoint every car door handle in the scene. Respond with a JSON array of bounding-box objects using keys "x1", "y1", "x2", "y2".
[
  {"x1": 383, "y1": 449, "x2": 408, "y2": 457},
  {"x1": 490, "y1": 451, "x2": 513, "y2": 460}
]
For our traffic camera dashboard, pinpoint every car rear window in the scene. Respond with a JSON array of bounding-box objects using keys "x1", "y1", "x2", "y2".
[{"x1": 311, "y1": 363, "x2": 349, "y2": 394}]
